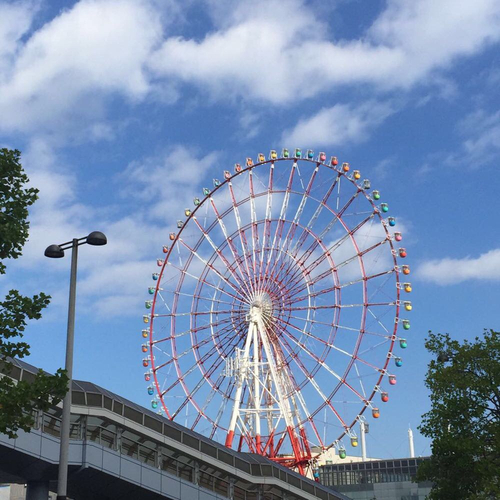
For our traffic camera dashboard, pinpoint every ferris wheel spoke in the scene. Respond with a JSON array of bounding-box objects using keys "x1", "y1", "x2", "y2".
[
  {"x1": 367, "y1": 308, "x2": 391, "y2": 335},
  {"x1": 262, "y1": 162, "x2": 296, "y2": 285},
  {"x1": 287, "y1": 316, "x2": 392, "y2": 347},
  {"x1": 172, "y1": 290, "x2": 234, "y2": 307},
  {"x1": 339, "y1": 268, "x2": 395, "y2": 289},
  {"x1": 188, "y1": 220, "x2": 252, "y2": 302},
  {"x1": 208, "y1": 196, "x2": 255, "y2": 298},
  {"x1": 227, "y1": 181, "x2": 256, "y2": 291},
  {"x1": 295, "y1": 187, "x2": 363, "y2": 268},
  {"x1": 209, "y1": 389, "x2": 232, "y2": 439},
  {"x1": 263, "y1": 160, "x2": 319, "y2": 285},
  {"x1": 165, "y1": 334, "x2": 238, "y2": 395},
  {"x1": 272, "y1": 325, "x2": 349, "y2": 430},
  {"x1": 354, "y1": 363, "x2": 368, "y2": 399},
  {"x1": 153, "y1": 316, "x2": 234, "y2": 345},
  {"x1": 354, "y1": 348, "x2": 391, "y2": 372},
  {"x1": 166, "y1": 259, "x2": 244, "y2": 304},
  {"x1": 249, "y1": 170, "x2": 262, "y2": 286},
  {"x1": 267, "y1": 166, "x2": 320, "y2": 282},
  {"x1": 154, "y1": 309, "x2": 233, "y2": 318},
  {"x1": 176, "y1": 238, "x2": 249, "y2": 303},
  {"x1": 286, "y1": 171, "x2": 341, "y2": 263},
  {"x1": 172, "y1": 353, "x2": 228, "y2": 420},
  {"x1": 286, "y1": 229, "x2": 382, "y2": 302},
  {"x1": 334, "y1": 322, "x2": 393, "y2": 340},
  {"x1": 276, "y1": 321, "x2": 369, "y2": 407},
  {"x1": 282, "y1": 317, "x2": 385, "y2": 375},
  {"x1": 279, "y1": 318, "x2": 349, "y2": 359},
  {"x1": 255, "y1": 162, "x2": 275, "y2": 294},
  {"x1": 367, "y1": 272, "x2": 396, "y2": 305},
  {"x1": 287, "y1": 304, "x2": 336, "y2": 312},
  {"x1": 299, "y1": 209, "x2": 374, "y2": 278},
  {"x1": 155, "y1": 321, "x2": 236, "y2": 372},
  {"x1": 283, "y1": 212, "x2": 375, "y2": 299}
]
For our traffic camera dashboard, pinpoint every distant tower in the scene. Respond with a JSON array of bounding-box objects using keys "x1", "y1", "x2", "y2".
[
  {"x1": 408, "y1": 426, "x2": 415, "y2": 458},
  {"x1": 360, "y1": 418, "x2": 368, "y2": 461}
]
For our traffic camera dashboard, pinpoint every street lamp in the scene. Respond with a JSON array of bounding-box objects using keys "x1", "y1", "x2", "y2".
[{"x1": 45, "y1": 231, "x2": 107, "y2": 500}]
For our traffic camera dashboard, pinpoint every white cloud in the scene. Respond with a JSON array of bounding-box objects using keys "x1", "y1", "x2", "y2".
[
  {"x1": 121, "y1": 145, "x2": 219, "y2": 218},
  {"x1": 417, "y1": 248, "x2": 500, "y2": 285},
  {"x1": 1, "y1": 0, "x2": 499, "y2": 137},
  {"x1": 7, "y1": 139, "x2": 166, "y2": 319},
  {"x1": 0, "y1": 0, "x2": 162, "y2": 133},
  {"x1": 281, "y1": 101, "x2": 395, "y2": 147},
  {"x1": 20, "y1": 138, "x2": 86, "y2": 264},
  {"x1": 368, "y1": 0, "x2": 500, "y2": 86},
  {"x1": 150, "y1": 0, "x2": 500, "y2": 103},
  {"x1": 0, "y1": 1, "x2": 37, "y2": 75},
  {"x1": 14, "y1": 143, "x2": 221, "y2": 319},
  {"x1": 445, "y1": 109, "x2": 500, "y2": 167}
]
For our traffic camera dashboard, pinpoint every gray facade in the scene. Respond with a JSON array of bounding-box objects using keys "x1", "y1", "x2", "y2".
[
  {"x1": 1, "y1": 359, "x2": 349, "y2": 500},
  {"x1": 319, "y1": 458, "x2": 432, "y2": 500}
]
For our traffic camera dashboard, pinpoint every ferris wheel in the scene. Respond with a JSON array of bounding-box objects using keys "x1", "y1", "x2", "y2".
[{"x1": 141, "y1": 149, "x2": 411, "y2": 475}]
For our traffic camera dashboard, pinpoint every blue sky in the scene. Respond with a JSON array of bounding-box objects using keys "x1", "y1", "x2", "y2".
[{"x1": 1, "y1": 0, "x2": 500, "y2": 461}]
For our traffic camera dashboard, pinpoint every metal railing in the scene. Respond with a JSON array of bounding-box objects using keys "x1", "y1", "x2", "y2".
[{"x1": 32, "y1": 409, "x2": 319, "y2": 500}]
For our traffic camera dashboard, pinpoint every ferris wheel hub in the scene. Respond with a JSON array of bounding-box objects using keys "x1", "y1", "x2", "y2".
[{"x1": 250, "y1": 293, "x2": 274, "y2": 325}]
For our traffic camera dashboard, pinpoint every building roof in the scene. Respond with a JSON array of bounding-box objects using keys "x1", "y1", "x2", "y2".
[{"x1": 3, "y1": 358, "x2": 350, "y2": 500}]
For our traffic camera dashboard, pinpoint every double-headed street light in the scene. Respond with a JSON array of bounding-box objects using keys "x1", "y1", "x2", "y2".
[{"x1": 45, "y1": 231, "x2": 107, "y2": 500}]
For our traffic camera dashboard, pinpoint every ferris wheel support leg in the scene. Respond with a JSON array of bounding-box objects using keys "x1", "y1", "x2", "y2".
[
  {"x1": 286, "y1": 426, "x2": 306, "y2": 475},
  {"x1": 253, "y1": 322, "x2": 262, "y2": 453},
  {"x1": 299, "y1": 426, "x2": 312, "y2": 457},
  {"x1": 225, "y1": 322, "x2": 254, "y2": 448},
  {"x1": 257, "y1": 317, "x2": 306, "y2": 467}
]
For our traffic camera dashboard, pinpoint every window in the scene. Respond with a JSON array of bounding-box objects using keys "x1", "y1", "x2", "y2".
[
  {"x1": 69, "y1": 414, "x2": 84, "y2": 440},
  {"x1": 42, "y1": 407, "x2": 62, "y2": 437},
  {"x1": 182, "y1": 433, "x2": 199, "y2": 450},
  {"x1": 123, "y1": 405, "x2": 143, "y2": 424},
  {"x1": 121, "y1": 430, "x2": 140, "y2": 459},
  {"x1": 86, "y1": 416, "x2": 117, "y2": 449},
  {"x1": 160, "y1": 448, "x2": 179, "y2": 476},
  {"x1": 177, "y1": 456, "x2": 195, "y2": 482},
  {"x1": 138, "y1": 438, "x2": 157, "y2": 466},
  {"x1": 86, "y1": 393, "x2": 102, "y2": 407}
]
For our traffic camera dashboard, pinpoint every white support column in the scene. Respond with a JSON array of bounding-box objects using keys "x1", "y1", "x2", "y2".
[
  {"x1": 360, "y1": 420, "x2": 367, "y2": 461},
  {"x1": 225, "y1": 322, "x2": 254, "y2": 447},
  {"x1": 408, "y1": 426, "x2": 415, "y2": 458},
  {"x1": 253, "y1": 323, "x2": 261, "y2": 452}
]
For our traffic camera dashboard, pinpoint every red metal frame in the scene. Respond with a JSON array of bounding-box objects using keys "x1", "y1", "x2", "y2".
[{"x1": 147, "y1": 155, "x2": 404, "y2": 474}]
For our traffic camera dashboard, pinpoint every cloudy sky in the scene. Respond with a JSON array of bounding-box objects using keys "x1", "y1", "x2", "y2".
[{"x1": 2, "y1": 0, "x2": 500, "y2": 459}]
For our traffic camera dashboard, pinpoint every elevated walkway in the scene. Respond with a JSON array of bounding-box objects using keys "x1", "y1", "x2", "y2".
[{"x1": 1, "y1": 359, "x2": 348, "y2": 500}]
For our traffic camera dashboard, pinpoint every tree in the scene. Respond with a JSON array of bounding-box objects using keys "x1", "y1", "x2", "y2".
[
  {"x1": 417, "y1": 329, "x2": 500, "y2": 499},
  {"x1": 0, "y1": 148, "x2": 67, "y2": 438}
]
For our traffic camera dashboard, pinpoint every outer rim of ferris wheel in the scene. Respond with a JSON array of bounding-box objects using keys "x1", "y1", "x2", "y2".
[{"x1": 142, "y1": 150, "x2": 411, "y2": 473}]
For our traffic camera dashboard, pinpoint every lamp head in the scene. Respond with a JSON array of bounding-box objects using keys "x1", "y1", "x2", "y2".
[
  {"x1": 44, "y1": 244, "x2": 65, "y2": 258},
  {"x1": 86, "y1": 231, "x2": 107, "y2": 246}
]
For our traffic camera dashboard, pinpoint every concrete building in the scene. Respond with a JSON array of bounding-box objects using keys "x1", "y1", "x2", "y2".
[
  {"x1": 1, "y1": 359, "x2": 349, "y2": 500},
  {"x1": 319, "y1": 457, "x2": 432, "y2": 500}
]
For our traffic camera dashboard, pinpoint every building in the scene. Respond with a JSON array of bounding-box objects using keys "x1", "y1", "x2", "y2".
[
  {"x1": 319, "y1": 457, "x2": 432, "y2": 500},
  {"x1": 0, "y1": 359, "x2": 349, "y2": 500}
]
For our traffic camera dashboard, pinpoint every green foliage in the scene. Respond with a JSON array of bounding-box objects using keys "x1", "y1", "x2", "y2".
[
  {"x1": 0, "y1": 148, "x2": 68, "y2": 438},
  {"x1": 417, "y1": 330, "x2": 500, "y2": 499},
  {"x1": 0, "y1": 148, "x2": 39, "y2": 275},
  {"x1": 0, "y1": 366, "x2": 67, "y2": 439}
]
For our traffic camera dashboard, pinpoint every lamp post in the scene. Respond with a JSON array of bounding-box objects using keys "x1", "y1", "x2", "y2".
[{"x1": 45, "y1": 231, "x2": 107, "y2": 500}]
